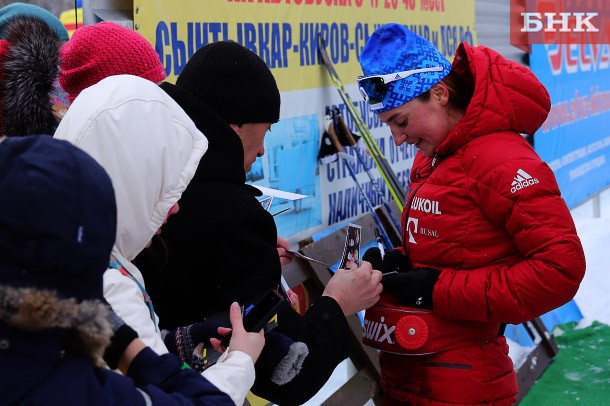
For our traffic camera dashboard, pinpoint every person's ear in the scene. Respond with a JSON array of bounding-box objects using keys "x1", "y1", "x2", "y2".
[
  {"x1": 432, "y1": 83, "x2": 449, "y2": 105},
  {"x1": 229, "y1": 123, "x2": 243, "y2": 135}
]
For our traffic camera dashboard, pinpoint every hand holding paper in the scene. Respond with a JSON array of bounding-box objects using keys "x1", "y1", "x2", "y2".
[{"x1": 323, "y1": 262, "x2": 383, "y2": 316}]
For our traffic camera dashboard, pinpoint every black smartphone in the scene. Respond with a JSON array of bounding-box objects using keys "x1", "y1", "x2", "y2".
[{"x1": 220, "y1": 289, "x2": 285, "y2": 348}]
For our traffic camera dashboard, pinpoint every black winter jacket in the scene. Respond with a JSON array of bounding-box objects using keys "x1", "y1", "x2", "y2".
[{"x1": 140, "y1": 82, "x2": 351, "y2": 405}]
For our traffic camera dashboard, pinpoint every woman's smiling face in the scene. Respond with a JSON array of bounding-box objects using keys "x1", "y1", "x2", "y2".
[{"x1": 377, "y1": 83, "x2": 455, "y2": 158}]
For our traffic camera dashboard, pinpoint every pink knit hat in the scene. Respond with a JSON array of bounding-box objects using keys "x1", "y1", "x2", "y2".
[{"x1": 59, "y1": 22, "x2": 166, "y2": 102}]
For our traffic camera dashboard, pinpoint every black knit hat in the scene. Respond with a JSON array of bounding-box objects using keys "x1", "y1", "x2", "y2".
[{"x1": 176, "y1": 41, "x2": 280, "y2": 124}]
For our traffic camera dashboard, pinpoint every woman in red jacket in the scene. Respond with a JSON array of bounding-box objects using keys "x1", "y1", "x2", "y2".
[{"x1": 359, "y1": 23, "x2": 586, "y2": 405}]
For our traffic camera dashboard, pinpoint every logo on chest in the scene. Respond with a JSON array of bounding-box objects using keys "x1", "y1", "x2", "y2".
[
  {"x1": 406, "y1": 216, "x2": 440, "y2": 244},
  {"x1": 406, "y1": 197, "x2": 441, "y2": 244},
  {"x1": 410, "y1": 197, "x2": 442, "y2": 215}
]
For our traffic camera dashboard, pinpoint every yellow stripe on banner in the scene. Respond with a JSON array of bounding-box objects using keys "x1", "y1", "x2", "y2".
[
  {"x1": 134, "y1": 0, "x2": 477, "y2": 88},
  {"x1": 131, "y1": 0, "x2": 477, "y2": 242}
]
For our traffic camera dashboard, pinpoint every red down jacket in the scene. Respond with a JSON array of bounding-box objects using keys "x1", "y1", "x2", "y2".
[{"x1": 375, "y1": 43, "x2": 586, "y2": 405}]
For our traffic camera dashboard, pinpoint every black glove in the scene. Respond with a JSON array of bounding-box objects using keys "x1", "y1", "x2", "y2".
[
  {"x1": 162, "y1": 321, "x2": 224, "y2": 371},
  {"x1": 382, "y1": 267, "x2": 441, "y2": 309},
  {"x1": 103, "y1": 302, "x2": 139, "y2": 370},
  {"x1": 254, "y1": 330, "x2": 309, "y2": 386},
  {"x1": 362, "y1": 247, "x2": 411, "y2": 274}
]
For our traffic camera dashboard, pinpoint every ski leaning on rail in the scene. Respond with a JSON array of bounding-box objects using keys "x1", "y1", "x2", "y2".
[{"x1": 317, "y1": 33, "x2": 406, "y2": 212}]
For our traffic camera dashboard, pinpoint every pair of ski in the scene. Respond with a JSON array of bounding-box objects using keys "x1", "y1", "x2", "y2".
[{"x1": 318, "y1": 34, "x2": 404, "y2": 246}]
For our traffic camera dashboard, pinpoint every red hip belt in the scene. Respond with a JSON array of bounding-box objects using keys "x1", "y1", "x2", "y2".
[{"x1": 362, "y1": 305, "x2": 500, "y2": 355}]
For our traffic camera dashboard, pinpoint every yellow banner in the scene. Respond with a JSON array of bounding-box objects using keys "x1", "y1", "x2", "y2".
[
  {"x1": 134, "y1": 0, "x2": 476, "y2": 89},
  {"x1": 133, "y1": 0, "x2": 477, "y2": 242}
]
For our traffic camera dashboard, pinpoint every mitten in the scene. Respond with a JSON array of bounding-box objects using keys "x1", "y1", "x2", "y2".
[
  {"x1": 103, "y1": 302, "x2": 139, "y2": 370},
  {"x1": 362, "y1": 247, "x2": 411, "y2": 274},
  {"x1": 382, "y1": 267, "x2": 441, "y2": 309},
  {"x1": 255, "y1": 330, "x2": 309, "y2": 385},
  {"x1": 162, "y1": 321, "x2": 224, "y2": 370}
]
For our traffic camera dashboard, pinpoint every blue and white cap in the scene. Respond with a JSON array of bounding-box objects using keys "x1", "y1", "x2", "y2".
[{"x1": 358, "y1": 23, "x2": 452, "y2": 113}]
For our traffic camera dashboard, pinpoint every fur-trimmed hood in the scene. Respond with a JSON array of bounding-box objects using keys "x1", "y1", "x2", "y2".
[
  {"x1": 0, "y1": 285, "x2": 112, "y2": 366},
  {"x1": 0, "y1": 15, "x2": 59, "y2": 136}
]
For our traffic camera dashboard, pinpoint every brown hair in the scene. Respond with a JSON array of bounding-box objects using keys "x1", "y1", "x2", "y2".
[{"x1": 417, "y1": 70, "x2": 473, "y2": 111}]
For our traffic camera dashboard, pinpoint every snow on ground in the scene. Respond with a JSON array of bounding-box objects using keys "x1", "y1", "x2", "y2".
[{"x1": 571, "y1": 188, "x2": 610, "y2": 328}]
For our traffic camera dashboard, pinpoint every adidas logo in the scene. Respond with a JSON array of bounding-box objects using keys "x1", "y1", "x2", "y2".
[
  {"x1": 510, "y1": 169, "x2": 539, "y2": 193},
  {"x1": 394, "y1": 73, "x2": 402, "y2": 80}
]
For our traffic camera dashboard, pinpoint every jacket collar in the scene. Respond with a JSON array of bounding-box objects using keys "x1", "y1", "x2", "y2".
[
  {"x1": 0, "y1": 286, "x2": 110, "y2": 400},
  {"x1": 160, "y1": 82, "x2": 249, "y2": 187}
]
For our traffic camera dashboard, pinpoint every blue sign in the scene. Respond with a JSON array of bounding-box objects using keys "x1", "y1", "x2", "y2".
[
  {"x1": 248, "y1": 114, "x2": 323, "y2": 238},
  {"x1": 530, "y1": 43, "x2": 610, "y2": 208}
]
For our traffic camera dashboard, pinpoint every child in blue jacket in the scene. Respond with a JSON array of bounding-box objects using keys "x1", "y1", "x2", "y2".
[{"x1": 0, "y1": 135, "x2": 255, "y2": 405}]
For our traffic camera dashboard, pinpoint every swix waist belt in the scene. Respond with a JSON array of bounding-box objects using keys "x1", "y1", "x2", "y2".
[{"x1": 362, "y1": 302, "x2": 500, "y2": 355}]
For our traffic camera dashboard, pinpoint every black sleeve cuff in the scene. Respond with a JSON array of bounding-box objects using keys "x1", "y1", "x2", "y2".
[{"x1": 103, "y1": 323, "x2": 138, "y2": 370}]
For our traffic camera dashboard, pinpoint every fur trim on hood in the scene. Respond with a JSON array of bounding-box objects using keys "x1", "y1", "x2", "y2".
[
  {"x1": 1, "y1": 15, "x2": 59, "y2": 136},
  {"x1": 0, "y1": 285, "x2": 112, "y2": 367}
]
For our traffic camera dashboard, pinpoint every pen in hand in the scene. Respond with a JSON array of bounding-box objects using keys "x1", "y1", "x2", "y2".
[{"x1": 374, "y1": 228, "x2": 385, "y2": 260}]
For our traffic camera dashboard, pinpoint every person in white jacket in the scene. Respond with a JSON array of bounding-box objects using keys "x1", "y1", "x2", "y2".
[{"x1": 54, "y1": 74, "x2": 263, "y2": 405}]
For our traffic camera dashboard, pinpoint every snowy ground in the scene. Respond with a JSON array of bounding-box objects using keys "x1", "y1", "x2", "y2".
[
  {"x1": 570, "y1": 188, "x2": 610, "y2": 327},
  {"x1": 300, "y1": 187, "x2": 610, "y2": 406}
]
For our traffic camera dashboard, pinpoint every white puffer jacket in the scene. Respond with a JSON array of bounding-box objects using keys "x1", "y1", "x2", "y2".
[{"x1": 55, "y1": 74, "x2": 254, "y2": 405}]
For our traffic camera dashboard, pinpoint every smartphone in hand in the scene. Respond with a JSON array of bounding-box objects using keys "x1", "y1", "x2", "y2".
[{"x1": 220, "y1": 289, "x2": 285, "y2": 348}]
